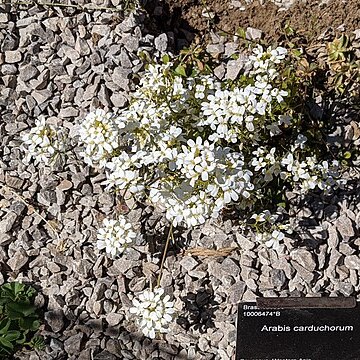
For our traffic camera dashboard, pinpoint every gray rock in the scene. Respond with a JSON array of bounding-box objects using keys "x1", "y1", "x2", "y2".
[
  {"x1": 19, "y1": 64, "x2": 39, "y2": 82},
  {"x1": 32, "y1": 89, "x2": 52, "y2": 104},
  {"x1": 226, "y1": 56, "x2": 246, "y2": 81},
  {"x1": 64, "y1": 333, "x2": 84, "y2": 355},
  {"x1": 119, "y1": 49, "x2": 132, "y2": 68},
  {"x1": 290, "y1": 249, "x2": 316, "y2": 272},
  {"x1": 221, "y1": 258, "x2": 240, "y2": 277},
  {"x1": 0, "y1": 13, "x2": 8, "y2": 23},
  {"x1": 228, "y1": 281, "x2": 246, "y2": 304},
  {"x1": 236, "y1": 233, "x2": 255, "y2": 250},
  {"x1": 86, "y1": 318, "x2": 103, "y2": 333},
  {"x1": 37, "y1": 190, "x2": 57, "y2": 206},
  {"x1": 59, "y1": 107, "x2": 79, "y2": 118},
  {"x1": 94, "y1": 351, "x2": 118, "y2": 360},
  {"x1": 344, "y1": 255, "x2": 360, "y2": 270},
  {"x1": 115, "y1": 13, "x2": 137, "y2": 33},
  {"x1": 214, "y1": 64, "x2": 226, "y2": 79},
  {"x1": 92, "y1": 24, "x2": 110, "y2": 37},
  {"x1": 291, "y1": 261, "x2": 314, "y2": 282},
  {"x1": 242, "y1": 288, "x2": 257, "y2": 301},
  {"x1": 5, "y1": 50, "x2": 22, "y2": 63},
  {"x1": 335, "y1": 215, "x2": 355, "y2": 238},
  {"x1": 206, "y1": 44, "x2": 225, "y2": 57},
  {"x1": 129, "y1": 277, "x2": 146, "y2": 292},
  {"x1": 121, "y1": 34, "x2": 139, "y2": 53},
  {"x1": 339, "y1": 243, "x2": 355, "y2": 256},
  {"x1": 337, "y1": 282, "x2": 354, "y2": 296},
  {"x1": 7, "y1": 249, "x2": 28, "y2": 271},
  {"x1": 112, "y1": 67, "x2": 130, "y2": 91},
  {"x1": 5, "y1": 173, "x2": 24, "y2": 189},
  {"x1": 246, "y1": 27, "x2": 262, "y2": 40},
  {"x1": 0, "y1": 211, "x2": 18, "y2": 233},
  {"x1": 50, "y1": 338, "x2": 64, "y2": 352},
  {"x1": 328, "y1": 225, "x2": 339, "y2": 249},
  {"x1": 110, "y1": 93, "x2": 128, "y2": 108},
  {"x1": 270, "y1": 269, "x2": 286, "y2": 288},
  {"x1": 2, "y1": 64, "x2": 17, "y2": 75},
  {"x1": 111, "y1": 259, "x2": 135, "y2": 275},
  {"x1": 154, "y1": 33, "x2": 168, "y2": 52},
  {"x1": 106, "y1": 339, "x2": 122, "y2": 356},
  {"x1": 106, "y1": 312, "x2": 123, "y2": 326},
  {"x1": 180, "y1": 256, "x2": 198, "y2": 271},
  {"x1": 45, "y1": 310, "x2": 64, "y2": 332},
  {"x1": 10, "y1": 201, "x2": 26, "y2": 216},
  {"x1": 75, "y1": 37, "x2": 90, "y2": 56},
  {"x1": 62, "y1": 45, "x2": 80, "y2": 62},
  {"x1": 225, "y1": 42, "x2": 239, "y2": 57}
]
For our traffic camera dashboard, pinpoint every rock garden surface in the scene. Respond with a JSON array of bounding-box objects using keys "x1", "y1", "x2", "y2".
[{"x1": 1, "y1": 0, "x2": 360, "y2": 359}]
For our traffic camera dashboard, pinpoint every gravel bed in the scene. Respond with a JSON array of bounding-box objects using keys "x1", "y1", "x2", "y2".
[{"x1": 1, "y1": 1, "x2": 360, "y2": 360}]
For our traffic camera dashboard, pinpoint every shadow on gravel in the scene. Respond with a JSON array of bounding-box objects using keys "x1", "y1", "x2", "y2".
[
  {"x1": 143, "y1": 0, "x2": 197, "y2": 52},
  {"x1": 177, "y1": 287, "x2": 219, "y2": 334},
  {"x1": 36, "y1": 310, "x2": 189, "y2": 360},
  {"x1": 291, "y1": 178, "x2": 360, "y2": 250}
]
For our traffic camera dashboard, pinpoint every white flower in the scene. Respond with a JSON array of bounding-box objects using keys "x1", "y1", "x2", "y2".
[
  {"x1": 78, "y1": 109, "x2": 123, "y2": 168},
  {"x1": 130, "y1": 288, "x2": 175, "y2": 339},
  {"x1": 97, "y1": 216, "x2": 136, "y2": 257},
  {"x1": 265, "y1": 230, "x2": 285, "y2": 251},
  {"x1": 22, "y1": 116, "x2": 65, "y2": 165},
  {"x1": 294, "y1": 134, "x2": 308, "y2": 149}
]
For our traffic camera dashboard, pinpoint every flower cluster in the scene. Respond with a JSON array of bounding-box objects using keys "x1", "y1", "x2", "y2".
[
  {"x1": 250, "y1": 134, "x2": 344, "y2": 194},
  {"x1": 78, "y1": 109, "x2": 124, "y2": 168},
  {"x1": 70, "y1": 45, "x2": 345, "y2": 228},
  {"x1": 22, "y1": 45, "x2": 345, "y2": 230},
  {"x1": 96, "y1": 216, "x2": 136, "y2": 257},
  {"x1": 22, "y1": 116, "x2": 65, "y2": 165},
  {"x1": 130, "y1": 288, "x2": 175, "y2": 338}
]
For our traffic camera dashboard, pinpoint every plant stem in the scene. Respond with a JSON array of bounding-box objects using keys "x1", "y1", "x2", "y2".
[{"x1": 156, "y1": 223, "x2": 173, "y2": 288}]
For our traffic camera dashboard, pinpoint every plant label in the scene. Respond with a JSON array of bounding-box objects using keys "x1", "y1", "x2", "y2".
[{"x1": 236, "y1": 298, "x2": 360, "y2": 360}]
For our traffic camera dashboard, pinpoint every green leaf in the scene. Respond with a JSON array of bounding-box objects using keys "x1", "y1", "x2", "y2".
[
  {"x1": 0, "y1": 320, "x2": 10, "y2": 335},
  {"x1": 29, "y1": 336, "x2": 45, "y2": 350},
  {"x1": 0, "y1": 337, "x2": 13, "y2": 351},
  {"x1": 4, "y1": 331, "x2": 20, "y2": 342},
  {"x1": 6, "y1": 308, "x2": 22, "y2": 320},
  {"x1": 174, "y1": 64, "x2": 187, "y2": 77},
  {"x1": 236, "y1": 27, "x2": 246, "y2": 39},
  {"x1": 19, "y1": 317, "x2": 40, "y2": 332},
  {"x1": 7, "y1": 302, "x2": 36, "y2": 317},
  {"x1": 162, "y1": 54, "x2": 170, "y2": 64},
  {"x1": 15, "y1": 332, "x2": 27, "y2": 345}
]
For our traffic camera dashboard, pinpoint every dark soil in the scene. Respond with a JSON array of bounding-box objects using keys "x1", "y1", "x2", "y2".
[{"x1": 146, "y1": 0, "x2": 360, "y2": 45}]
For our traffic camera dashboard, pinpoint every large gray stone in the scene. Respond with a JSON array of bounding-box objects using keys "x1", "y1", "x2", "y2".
[
  {"x1": 5, "y1": 50, "x2": 22, "y2": 63},
  {"x1": 64, "y1": 333, "x2": 84, "y2": 355},
  {"x1": 344, "y1": 255, "x2": 360, "y2": 270},
  {"x1": 290, "y1": 248, "x2": 316, "y2": 272},
  {"x1": 19, "y1": 64, "x2": 39, "y2": 82},
  {"x1": 7, "y1": 249, "x2": 28, "y2": 271},
  {"x1": 45, "y1": 310, "x2": 64, "y2": 332},
  {"x1": 0, "y1": 211, "x2": 18, "y2": 233}
]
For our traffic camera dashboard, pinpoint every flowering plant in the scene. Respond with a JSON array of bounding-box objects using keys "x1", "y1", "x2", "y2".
[
  {"x1": 96, "y1": 216, "x2": 137, "y2": 257},
  {"x1": 22, "y1": 116, "x2": 66, "y2": 165},
  {"x1": 22, "y1": 44, "x2": 346, "y2": 253},
  {"x1": 74, "y1": 45, "x2": 344, "y2": 235},
  {"x1": 21, "y1": 42, "x2": 350, "y2": 339},
  {"x1": 130, "y1": 288, "x2": 175, "y2": 339}
]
